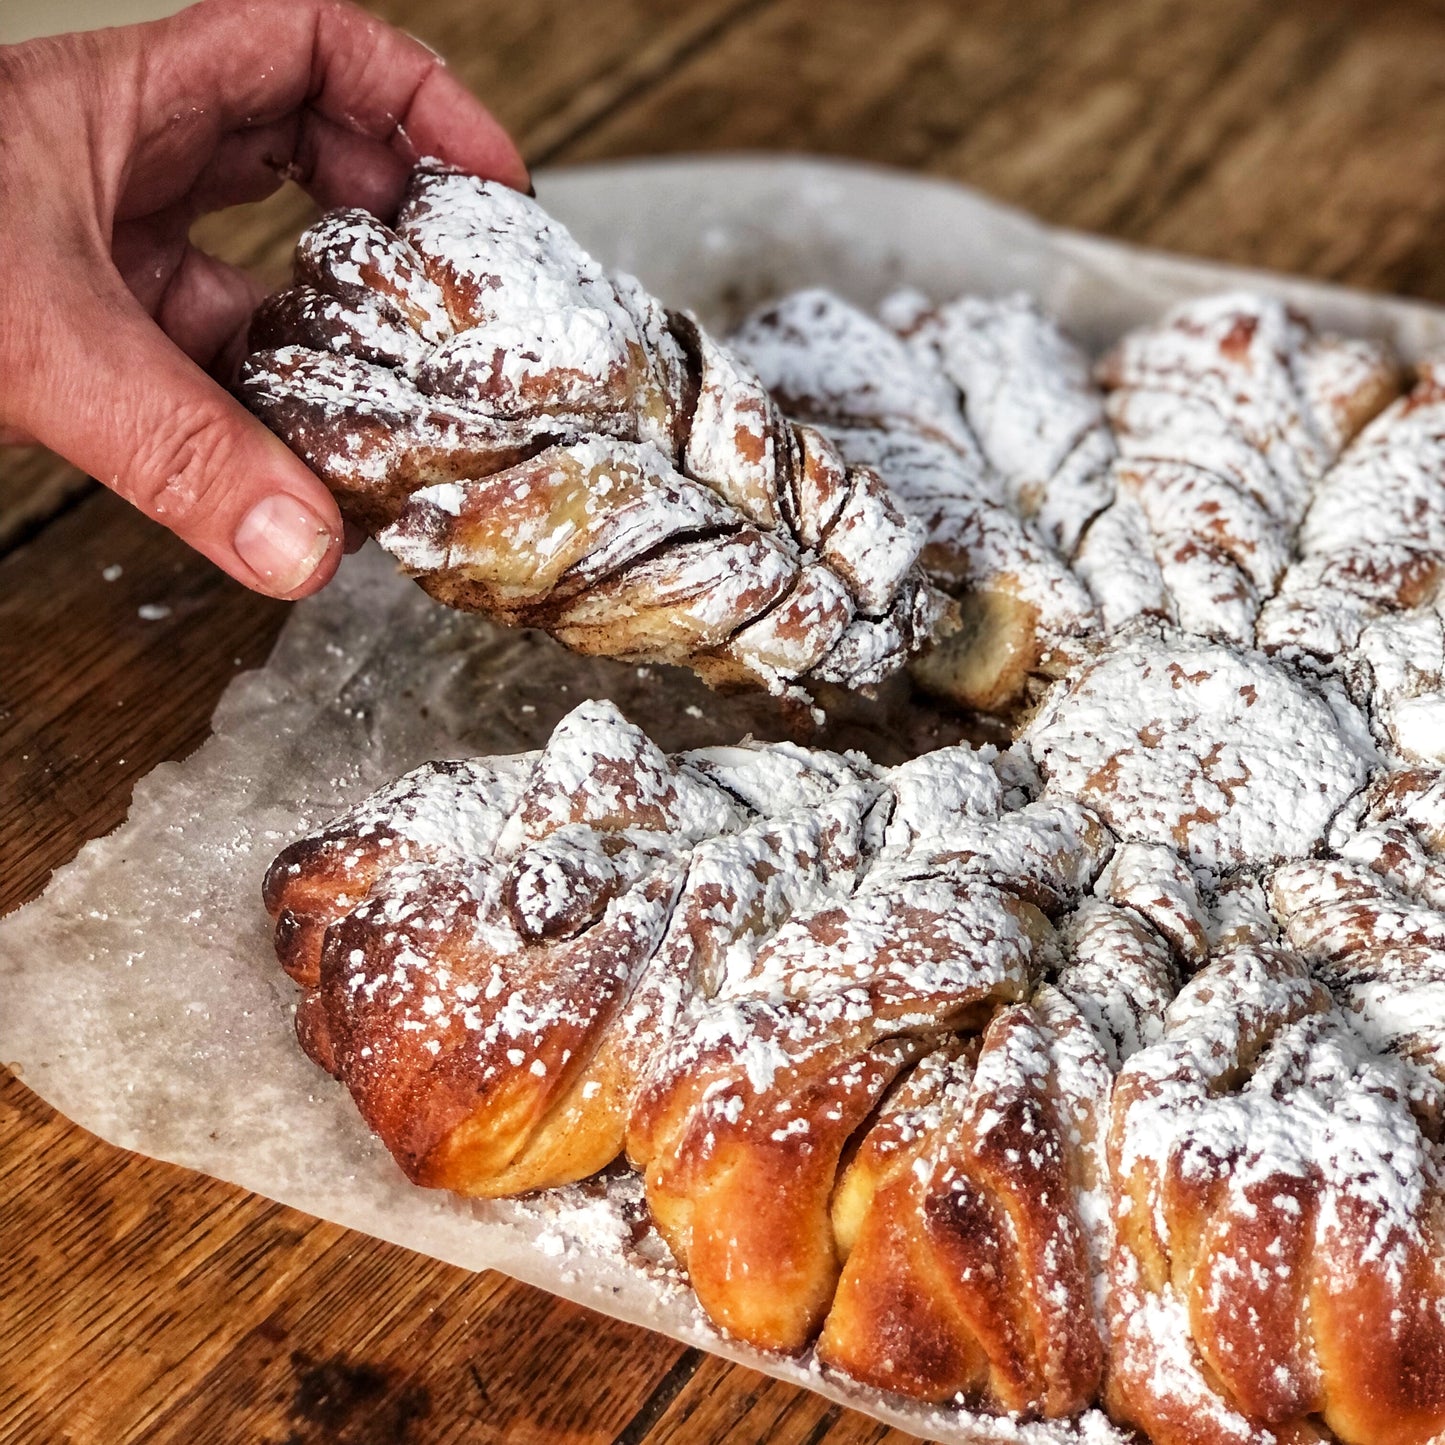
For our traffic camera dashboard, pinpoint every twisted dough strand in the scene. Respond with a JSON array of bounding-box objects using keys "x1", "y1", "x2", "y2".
[
  {"x1": 1269, "y1": 765, "x2": 1445, "y2": 1085},
  {"x1": 1082, "y1": 294, "x2": 1399, "y2": 641},
  {"x1": 1259, "y1": 358, "x2": 1445, "y2": 763},
  {"x1": 1107, "y1": 940, "x2": 1445, "y2": 1445},
  {"x1": 732, "y1": 288, "x2": 1099, "y2": 714}
]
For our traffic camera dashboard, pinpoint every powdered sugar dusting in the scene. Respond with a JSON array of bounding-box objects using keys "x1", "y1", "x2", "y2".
[
  {"x1": 234, "y1": 179, "x2": 1445, "y2": 1441},
  {"x1": 1091, "y1": 293, "x2": 1399, "y2": 641},
  {"x1": 1107, "y1": 939, "x2": 1445, "y2": 1443},
  {"x1": 1259, "y1": 358, "x2": 1445, "y2": 765},
  {"x1": 1024, "y1": 634, "x2": 1376, "y2": 874},
  {"x1": 732, "y1": 289, "x2": 1098, "y2": 710},
  {"x1": 894, "y1": 292, "x2": 1116, "y2": 558}
]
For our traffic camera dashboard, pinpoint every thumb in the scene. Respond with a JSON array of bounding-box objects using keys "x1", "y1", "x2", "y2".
[{"x1": 14, "y1": 280, "x2": 343, "y2": 599}]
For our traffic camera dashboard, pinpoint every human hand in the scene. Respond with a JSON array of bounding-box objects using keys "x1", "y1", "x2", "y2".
[{"x1": 0, "y1": 0, "x2": 527, "y2": 598}]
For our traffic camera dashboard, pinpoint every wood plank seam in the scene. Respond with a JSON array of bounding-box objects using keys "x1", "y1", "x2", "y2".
[
  {"x1": 0, "y1": 462, "x2": 94, "y2": 564},
  {"x1": 610, "y1": 1348, "x2": 705, "y2": 1445},
  {"x1": 798, "y1": 1404, "x2": 844, "y2": 1445}
]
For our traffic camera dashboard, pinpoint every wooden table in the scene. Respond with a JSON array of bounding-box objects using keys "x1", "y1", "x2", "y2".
[{"x1": 5, "y1": 2, "x2": 1445, "y2": 1440}]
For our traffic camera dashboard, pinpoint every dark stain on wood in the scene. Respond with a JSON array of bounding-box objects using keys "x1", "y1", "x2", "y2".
[
  {"x1": 611, "y1": 1348, "x2": 705, "y2": 1445},
  {"x1": 283, "y1": 1351, "x2": 431, "y2": 1444}
]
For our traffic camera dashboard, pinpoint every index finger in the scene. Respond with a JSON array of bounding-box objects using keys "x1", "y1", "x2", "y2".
[
  {"x1": 308, "y1": 0, "x2": 529, "y2": 186},
  {"x1": 148, "y1": 0, "x2": 529, "y2": 191}
]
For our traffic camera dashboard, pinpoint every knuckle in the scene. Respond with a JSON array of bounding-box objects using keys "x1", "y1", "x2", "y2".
[{"x1": 126, "y1": 402, "x2": 243, "y2": 527}]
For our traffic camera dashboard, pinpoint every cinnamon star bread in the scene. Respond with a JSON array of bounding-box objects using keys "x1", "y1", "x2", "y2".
[
  {"x1": 265, "y1": 685, "x2": 1445, "y2": 1442},
  {"x1": 253, "y1": 186, "x2": 1445, "y2": 1443}
]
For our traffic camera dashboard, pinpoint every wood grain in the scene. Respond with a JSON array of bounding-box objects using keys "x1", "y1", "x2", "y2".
[
  {"x1": 0, "y1": 1069, "x2": 694, "y2": 1445},
  {"x1": 4, "y1": 0, "x2": 1445, "y2": 1441},
  {"x1": 0, "y1": 490, "x2": 285, "y2": 917},
  {"x1": 559, "y1": 0, "x2": 1445, "y2": 301}
]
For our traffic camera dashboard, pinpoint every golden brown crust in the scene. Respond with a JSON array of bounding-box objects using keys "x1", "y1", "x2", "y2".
[
  {"x1": 1106, "y1": 942, "x2": 1445, "y2": 1445},
  {"x1": 261, "y1": 691, "x2": 1445, "y2": 1444},
  {"x1": 633, "y1": 1028, "x2": 930, "y2": 1350},
  {"x1": 624, "y1": 879, "x2": 1048, "y2": 1352},
  {"x1": 818, "y1": 1001, "x2": 1108, "y2": 1416},
  {"x1": 263, "y1": 703, "x2": 1139, "y2": 1374},
  {"x1": 310, "y1": 862, "x2": 679, "y2": 1193}
]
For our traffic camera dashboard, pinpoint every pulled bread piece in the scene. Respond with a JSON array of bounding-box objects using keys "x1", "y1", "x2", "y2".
[
  {"x1": 732, "y1": 289, "x2": 1098, "y2": 715},
  {"x1": 1083, "y1": 294, "x2": 1400, "y2": 640},
  {"x1": 240, "y1": 166, "x2": 949, "y2": 700}
]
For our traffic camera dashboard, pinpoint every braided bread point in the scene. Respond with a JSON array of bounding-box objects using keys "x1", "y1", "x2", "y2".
[
  {"x1": 623, "y1": 752, "x2": 1115, "y2": 1354},
  {"x1": 240, "y1": 167, "x2": 948, "y2": 700},
  {"x1": 730, "y1": 289, "x2": 1097, "y2": 715},
  {"x1": 815, "y1": 989, "x2": 1111, "y2": 1417},
  {"x1": 264, "y1": 701, "x2": 751, "y2": 1193},
  {"x1": 1083, "y1": 294, "x2": 1399, "y2": 642},
  {"x1": 263, "y1": 756, "x2": 531, "y2": 987},
  {"x1": 1350, "y1": 765, "x2": 1445, "y2": 910},
  {"x1": 1270, "y1": 770, "x2": 1445, "y2": 1086},
  {"x1": 1351, "y1": 604, "x2": 1445, "y2": 764},
  {"x1": 1106, "y1": 941, "x2": 1445, "y2": 1445},
  {"x1": 1054, "y1": 899, "x2": 1181, "y2": 1070},
  {"x1": 1023, "y1": 634, "x2": 1376, "y2": 876},
  {"x1": 884, "y1": 289, "x2": 1117, "y2": 558},
  {"x1": 814, "y1": 843, "x2": 1198, "y2": 1415},
  {"x1": 625, "y1": 871, "x2": 1051, "y2": 1353},
  {"x1": 589, "y1": 755, "x2": 887, "y2": 1169},
  {"x1": 1043, "y1": 846, "x2": 1203, "y2": 1104},
  {"x1": 1363, "y1": 764, "x2": 1445, "y2": 850},
  {"x1": 1270, "y1": 856, "x2": 1445, "y2": 1086},
  {"x1": 1259, "y1": 358, "x2": 1445, "y2": 763}
]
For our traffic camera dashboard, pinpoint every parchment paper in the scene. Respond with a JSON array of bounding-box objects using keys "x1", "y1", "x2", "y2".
[{"x1": 6, "y1": 156, "x2": 1445, "y2": 1444}]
